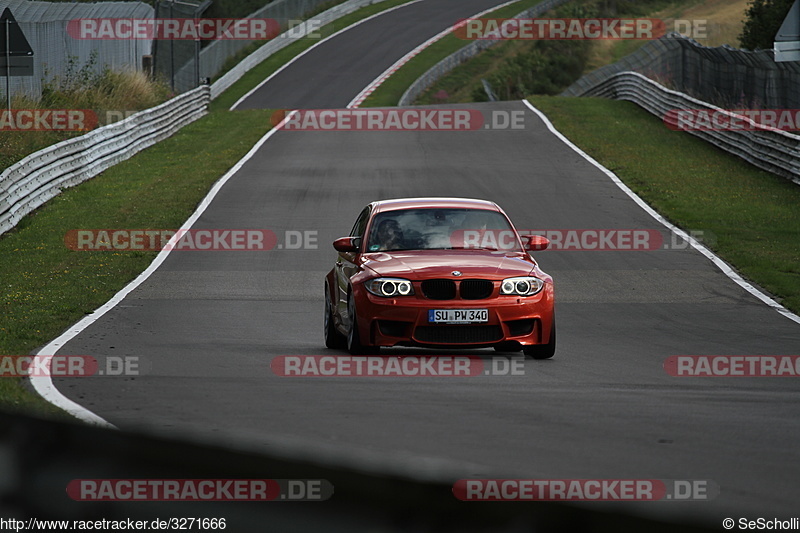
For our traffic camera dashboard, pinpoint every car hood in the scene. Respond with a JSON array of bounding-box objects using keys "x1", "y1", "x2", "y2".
[{"x1": 362, "y1": 250, "x2": 535, "y2": 280}]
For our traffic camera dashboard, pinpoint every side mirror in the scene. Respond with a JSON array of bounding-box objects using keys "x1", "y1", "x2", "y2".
[
  {"x1": 522, "y1": 235, "x2": 549, "y2": 251},
  {"x1": 333, "y1": 237, "x2": 359, "y2": 253}
]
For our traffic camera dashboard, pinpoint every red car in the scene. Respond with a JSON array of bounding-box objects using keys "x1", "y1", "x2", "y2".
[{"x1": 324, "y1": 198, "x2": 555, "y2": 358}]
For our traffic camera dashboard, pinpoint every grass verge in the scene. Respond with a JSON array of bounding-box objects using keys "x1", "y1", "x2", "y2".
[
  {"x1": 529, "y1": 95, "x2": 800, "y2": 314},
  {"x1": 0, "y1": 0, "x2": 416, "y2": 418}
]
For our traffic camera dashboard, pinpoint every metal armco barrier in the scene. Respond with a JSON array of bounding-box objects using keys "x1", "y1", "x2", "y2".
[
  {"x1": 0, "y1": 86, "x2": 209, "y2": 237},
  {"x1": 398, "y1": 0, "x2": 573, "y2": 106},
  {"x1": 566, "y1": 70, "x2": 800, "y2": 186}
]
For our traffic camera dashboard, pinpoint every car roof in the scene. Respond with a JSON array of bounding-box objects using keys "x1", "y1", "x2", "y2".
[{"x1": 370, "y1": 197, "x2": 501, "y2": 214}]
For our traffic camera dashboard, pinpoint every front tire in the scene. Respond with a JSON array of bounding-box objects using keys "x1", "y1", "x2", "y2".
[
  {"x1": 324, "y1": 285, "x2": 346, "y2": 349},
  {"x1": 523, "y1": 321, "x2": 556, "y2": 360},
  {"x1": 347, "y1": 292, "x2": 379, "y2": 355}
]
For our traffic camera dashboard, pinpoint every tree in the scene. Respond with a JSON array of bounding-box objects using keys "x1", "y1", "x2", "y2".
[{"x1": 739, "y1": 0, "x2": 795, "y2": 50}]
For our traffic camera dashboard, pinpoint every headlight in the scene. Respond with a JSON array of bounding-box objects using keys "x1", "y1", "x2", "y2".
[
  {"x1": 365, "y1": 278, "x2": 414, "y2": 297},
  {"x1": 500, "y1": 276, "x2": 544, "y2": 296}
]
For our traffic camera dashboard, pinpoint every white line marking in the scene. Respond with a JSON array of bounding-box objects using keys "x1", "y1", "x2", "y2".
[
  {"x1": 231, "y1": 0, "x2": 427, "y2": 111},
  {"x1": 30, "y1": 113, "x2": 298, "y2": 426},
  {"x1": 347, "y1": 0, "x2": 519, "y2": 109},
  {"x1": 522, "y1": 98, "x2": 800, "y2": 326}
]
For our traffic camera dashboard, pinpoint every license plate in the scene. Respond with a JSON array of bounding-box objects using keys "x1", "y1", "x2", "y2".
[{"x1": 428, "y1": 309, "x2": 488, "y2": 324}]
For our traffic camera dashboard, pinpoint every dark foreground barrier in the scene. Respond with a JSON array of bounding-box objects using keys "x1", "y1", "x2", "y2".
[{"x1": 0, "y1": 410, "x2": 715, "y2": 532}]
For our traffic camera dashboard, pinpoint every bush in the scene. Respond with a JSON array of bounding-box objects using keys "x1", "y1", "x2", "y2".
[{"x1": 739, "y1": 0, "x2": 795, "y2": 50}]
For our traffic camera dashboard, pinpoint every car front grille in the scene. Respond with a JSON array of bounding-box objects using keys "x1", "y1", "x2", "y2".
[
  {"x1": 414, "y1": 325, "x2": 503, "y2": 344},
  {"x1": 421, "y1": 279, "x2": 495, "y2": 300},
  {"x1": 421, "y1": 279, "x2": 456, "y2": 300},
  {"x1": 460, "y1": 279, "x2": 494, "y2": 300}
]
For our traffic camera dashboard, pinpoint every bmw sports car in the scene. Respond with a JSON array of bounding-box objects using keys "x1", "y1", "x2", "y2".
[{"x1": 324, "y1": 198, "x2": 555, "y2": 358}]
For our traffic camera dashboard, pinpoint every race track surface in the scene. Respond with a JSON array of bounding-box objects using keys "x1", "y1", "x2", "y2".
[{"x1": 50, "y1": 0, "x2": 800, "y2": 526}]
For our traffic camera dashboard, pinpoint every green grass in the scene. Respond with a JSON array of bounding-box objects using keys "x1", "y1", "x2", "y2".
[
  {"x1": 361, "y1": 0, "x2": 549, "y2": 107},
  {"x1": 529, "y1": 96, "x2": 800, "y2": 314},
  {"x1": 0, "y1": 0, "x2": 416, "y2": 419},
  {"x1": 412, "y1": 39, "x2": 536, "y2": 105}
]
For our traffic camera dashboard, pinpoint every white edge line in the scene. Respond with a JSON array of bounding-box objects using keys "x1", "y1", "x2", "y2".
[
  {"x1": 521, "y1": 98, "x2": 800, "y2": 327},
  {"x1": 346, "y1": 0, "x2": 519, "y2": 109},
  {"x1": 230, "y1": 0, "x2": 427, "y2": 111},
  {"x1": 29, "y1": 112, "x2": 300, "y2": 426}
]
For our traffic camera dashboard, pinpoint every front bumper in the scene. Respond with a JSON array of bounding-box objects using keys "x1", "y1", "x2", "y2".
[{"x1": 352, "y1": 283, "x2": 554, "y2": 348}]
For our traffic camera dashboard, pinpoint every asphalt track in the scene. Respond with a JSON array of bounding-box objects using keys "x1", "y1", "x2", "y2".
[
  {"x1": 232, "y1": 0, "x2": 512, "y2": 109},
  {"x1": 47, "y1": 0, "x2": 800, "y2": 526}
]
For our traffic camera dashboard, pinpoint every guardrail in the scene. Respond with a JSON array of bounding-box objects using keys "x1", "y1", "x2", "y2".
[
  {"x1": 398, "y1": 0, "x2": 572, "y2": 106},
  {"x1": 210, "y1": 0, "x2": 393, "y2": 101},
  {"x1": 562, "y1": 33, "x2": 800, "y2": 110},
  {"x1": 568, "y1": 70, "x2": 800, "y2": 186},
  {"x1": 0, "y1": 86, "x2": 210, "y2": 237}
]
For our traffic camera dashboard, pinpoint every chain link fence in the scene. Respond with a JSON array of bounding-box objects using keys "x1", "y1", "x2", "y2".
[
  {"x1": 161, "y1": 0, "x2": 346, "y2": 94},
  {"x1": 152, "y1": 0, "x2": 209, "y2": 94},
  {"x1": 0, "y1": 0, "x2": 154, "y2": 101},
  {"x1": 563, "y1": 32, "x2": 800, "y2": 110}
]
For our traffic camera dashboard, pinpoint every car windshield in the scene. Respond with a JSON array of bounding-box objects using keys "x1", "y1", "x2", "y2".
[{"x1": 365, "y1": 208, "x2": 521, "y2": 252}]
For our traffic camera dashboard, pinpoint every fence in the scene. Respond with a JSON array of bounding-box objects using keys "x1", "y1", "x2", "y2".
[
  {"x1": 569, "y1": 70, "x2": 800, "y2": 186},
  {"x1": 0, "y1": 86, "x2": 209, "y2": 237},
  {"x1": 0, "y1": 0, "x2": 153, "y2": 100},
  {"x1": 398, "y1": 0, "x2": 573, "y2": 107},
  {"x1": 151, "y1": 0, "x2": 209, "y2": 94},
  {"x1": 563, "y1": 33, "x2": 800, "y2": 110}
]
